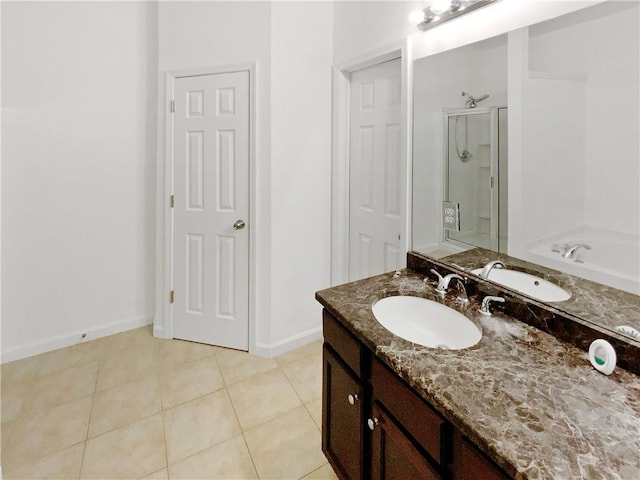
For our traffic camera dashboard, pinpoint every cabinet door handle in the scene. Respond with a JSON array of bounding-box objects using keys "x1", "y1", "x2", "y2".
[
  {"x1": 367, "y1": 417, "x2": 380, "y2": 430},
  {"x1": 347, "y1": 394, "x2": 359, "y2": 405}
]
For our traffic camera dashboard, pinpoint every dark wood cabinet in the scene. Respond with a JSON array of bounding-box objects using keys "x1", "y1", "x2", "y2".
[
  {"x1": 322, "y1": 308, "x2": 511, "y2": 480},
  {"x1": 322, "y1": 345, "x2": 365, "y2": 480}
]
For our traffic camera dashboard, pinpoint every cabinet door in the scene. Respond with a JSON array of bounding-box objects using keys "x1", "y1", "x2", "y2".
[
  {"x1": 323, "y1": 345, "x2": 364, "y2": 480},
  {"x1": 452, "y1": 432, "x2": 511, "y2": 480},
  {"x1": 370, "y1": 403, "x2": 441, "y2": 480}
]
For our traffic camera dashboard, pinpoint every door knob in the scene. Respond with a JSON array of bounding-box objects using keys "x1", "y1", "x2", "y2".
[
  {"x1": 347, "y1": 394, "x2": 359, "y2": 405},
  {"x1": 233, "y1": 220, "x2": 246, "y2": 230},
  {"x1": 367, "y1": 417, "x2": 380, "y2": 431}
]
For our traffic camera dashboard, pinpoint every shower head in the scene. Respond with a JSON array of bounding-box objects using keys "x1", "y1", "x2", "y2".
[{"x1": 461, "y1": 91, "x2": 490, "y2": 108}]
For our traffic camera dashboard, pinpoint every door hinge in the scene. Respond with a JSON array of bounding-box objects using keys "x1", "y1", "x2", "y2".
[
  {"x1": 170, "y1": 195, "x2": 175, "y2": 208},
  {"x1": 169, "y1": 290, "x2": 175, "y2": 304},
  {"x1": 170, "y1": 99, "x2": 175, "y2": 113}
]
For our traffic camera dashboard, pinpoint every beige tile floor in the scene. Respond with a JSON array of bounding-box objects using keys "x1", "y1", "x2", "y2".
[{"x1": 0, "y1": 326, "x2": 338, "y2": 480}]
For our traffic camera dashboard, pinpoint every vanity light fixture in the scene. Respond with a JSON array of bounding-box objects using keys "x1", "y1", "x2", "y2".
[{"x1": 410, "y1": 0, "x2": 501, "y2": 32}]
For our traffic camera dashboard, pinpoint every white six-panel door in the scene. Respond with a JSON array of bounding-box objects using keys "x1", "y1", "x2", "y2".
[
  {"x1": 172, "y1": 71, "x2": 249, "y2": 350},
  {"x1": 349, "y1": 59, "x2": 403, "y2": 281}
]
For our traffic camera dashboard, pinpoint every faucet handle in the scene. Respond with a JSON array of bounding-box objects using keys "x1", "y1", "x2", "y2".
[
  {"x1": 480, "y1": 295, "x2": 505, "y2": 315},
  {"x1": 430, "y1": 269, "x2": 444, "y2": 283},
  {"x1": 451, "y1": 277, "x2": 469, "y2": 303},
  {"x1": 430, "y1": 269, "x2": 447, "y2": 293}
]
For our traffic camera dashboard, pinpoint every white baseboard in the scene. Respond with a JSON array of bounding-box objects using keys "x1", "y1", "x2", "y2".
[
  {"x1": 152, "y1": 322, "x2": 167, "y2": 339},
  {"x1": 152, "y1": 313, "x2": 171, "y2": 339},
  {"x1": 251, "y1": 326, "x2": 323, "y2": 358},
  {"x1": 1, "y1": 315, "x2": 152, "y2": 364}
]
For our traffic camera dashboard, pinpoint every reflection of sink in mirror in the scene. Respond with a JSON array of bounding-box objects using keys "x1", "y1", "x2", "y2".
[
  {"x1": 471, "y1": 268, "x2": 571, "y2": 302},
  {"x1": 372, "y1": 296, "x2": 481, "y2": 350}
]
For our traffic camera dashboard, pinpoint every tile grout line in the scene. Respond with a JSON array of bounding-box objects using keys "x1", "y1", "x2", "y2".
[
  {"x1": 279, "y1": 356, "x2": 327, "y2": 480},
  {"x1": 237, "y1": 361, "x2": 320, "y2": 480},
  {"x1": 222, "y1": 386, "x2": 260, "y2": 478},
  {"x1": 239, "y1": 431, "x2": 261, "y2": 480},
  {"x1": 161, "y1": 408, "x2": 171, "y2": 479},
  {"x1": 162, "y1": 351, "x2": 228, "y2": 477},
  {"x1": 79, "y1": 356, "x2": 101, "y2": 479}
]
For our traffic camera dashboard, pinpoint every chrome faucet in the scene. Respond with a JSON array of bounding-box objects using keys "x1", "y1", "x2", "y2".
[
  {"x1": 561, "y1": 243, "x2": 591, "y2": 259},
  {"x1": 430, "y1": 269, "x2": 463, "y2": 294},
  {"x1": 479, "y1": 295, "x2": 505, "y2": 315},
  {"x1": 478, "y1": 260, "x2": 504, "y2": 279},
  {"x1": 449, "y1": 276, "x2": 469, "y2": 303}
]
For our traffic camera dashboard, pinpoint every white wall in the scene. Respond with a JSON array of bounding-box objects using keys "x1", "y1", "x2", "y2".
[
  {"x1": 519, "y1": 1, "x2": 639, "y2": 246},
  {"x1": 333, "y1": 1, "x2": 421, "y2": 65},
  {"x1": 269, "y1": 2, "x2": 333, "y2": 351},
  {"x1": 1, "y1": 1, "x2": 158, "y2": 361},
  {"x1": 582, "y1": 3, "x2": 638, "y2": 235},
  {"x1": 2, "y1": 0, "x2": 332, "y2": 361},
  {"x1": 521, "y1": 76, "x2": 586, "y2": 242}
]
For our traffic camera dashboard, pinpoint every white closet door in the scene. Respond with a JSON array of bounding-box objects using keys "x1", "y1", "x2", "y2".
[{"x1": 172, "y1": 71, "x2": 249, "y2": 350}]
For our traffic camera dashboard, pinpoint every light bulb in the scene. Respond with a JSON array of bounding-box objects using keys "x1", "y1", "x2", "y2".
[
  {"x1": 408, "y1": 9, "x2": 426, "y2": 24},
  {"x1": 430, "y1": 0, "x2": 452, "y2": 15}
]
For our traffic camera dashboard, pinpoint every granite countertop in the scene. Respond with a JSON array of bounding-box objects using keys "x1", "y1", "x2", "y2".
[{"x1": 316, "y1": 269, "x2": 640, "y2": 480}]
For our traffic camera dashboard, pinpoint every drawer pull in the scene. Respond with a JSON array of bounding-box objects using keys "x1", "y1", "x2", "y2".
[
  {"x1": 348, "y1": 394, "x2": 359, "y2": 405},
  {"x1": 368, "y1": 417, "x2": 380, "y2": 430}
]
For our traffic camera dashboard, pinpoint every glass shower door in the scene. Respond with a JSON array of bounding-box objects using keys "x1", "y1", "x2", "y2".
[{"x1": 443, "y1": 108, "x2": 507, "y2": 252}]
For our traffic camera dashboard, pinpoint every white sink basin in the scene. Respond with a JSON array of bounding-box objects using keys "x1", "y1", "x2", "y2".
[
  {"x1": 471, "y1": 268, "x2": 571, "y2": 302},
  {"x1": 372, "y1": 296, "x2": 481, "y2": 350}
]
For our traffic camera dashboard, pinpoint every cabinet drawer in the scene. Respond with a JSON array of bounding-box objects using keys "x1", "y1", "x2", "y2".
[
  {"x1": 371, "y1": 357, "x2": 450, "y2": 465},
  {"x1": 323, "y1": 309, "x2": 363, "y2": 378}
]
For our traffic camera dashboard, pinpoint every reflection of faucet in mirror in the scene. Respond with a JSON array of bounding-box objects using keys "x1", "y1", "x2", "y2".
[
  {"x1": 479, "y1": 260, "x2": 504, "y2": 279},
  {"x1": 461, "y1": 91, "x2": 490, "y2": 109},
  {"x1": 561, "y1": 243, "x2": 592, "y2": 259}
]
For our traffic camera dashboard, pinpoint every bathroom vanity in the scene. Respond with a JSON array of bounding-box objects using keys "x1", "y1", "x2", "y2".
[
  {"x1": 316, "y1": 253, "x2": 640, "y2": 480},
  {"x1": 322, "y1": 309, "x2": 508, "y2": 480}
]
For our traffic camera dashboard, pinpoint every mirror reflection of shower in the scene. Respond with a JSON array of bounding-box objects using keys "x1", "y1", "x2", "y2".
[
  {"x1": 455, "y1": 91, "x2": 491, "y2": 162},
  {"x1": 444, "y1": 106, "x2": 508, "y2": 253},
  {"x1": 455, "y1": 115, "x2": 472, "y2": 162},
  {"x1": 461, "y1": 91, "x2": 490, "y2": 109}
]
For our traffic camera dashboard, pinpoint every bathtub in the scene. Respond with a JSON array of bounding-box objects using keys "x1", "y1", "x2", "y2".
[{"x1": 527, "y1": 227, "x2": 639, "y2": 295}]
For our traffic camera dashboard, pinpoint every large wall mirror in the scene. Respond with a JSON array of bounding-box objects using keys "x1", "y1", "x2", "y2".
[{"x1": 412, "y1": 2, "x2": 639, "y2": 336}]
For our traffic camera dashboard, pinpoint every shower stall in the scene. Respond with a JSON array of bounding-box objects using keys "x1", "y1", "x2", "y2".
[{"x1": 443, "y1": 107, "x2": 508, "y2": 252}]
